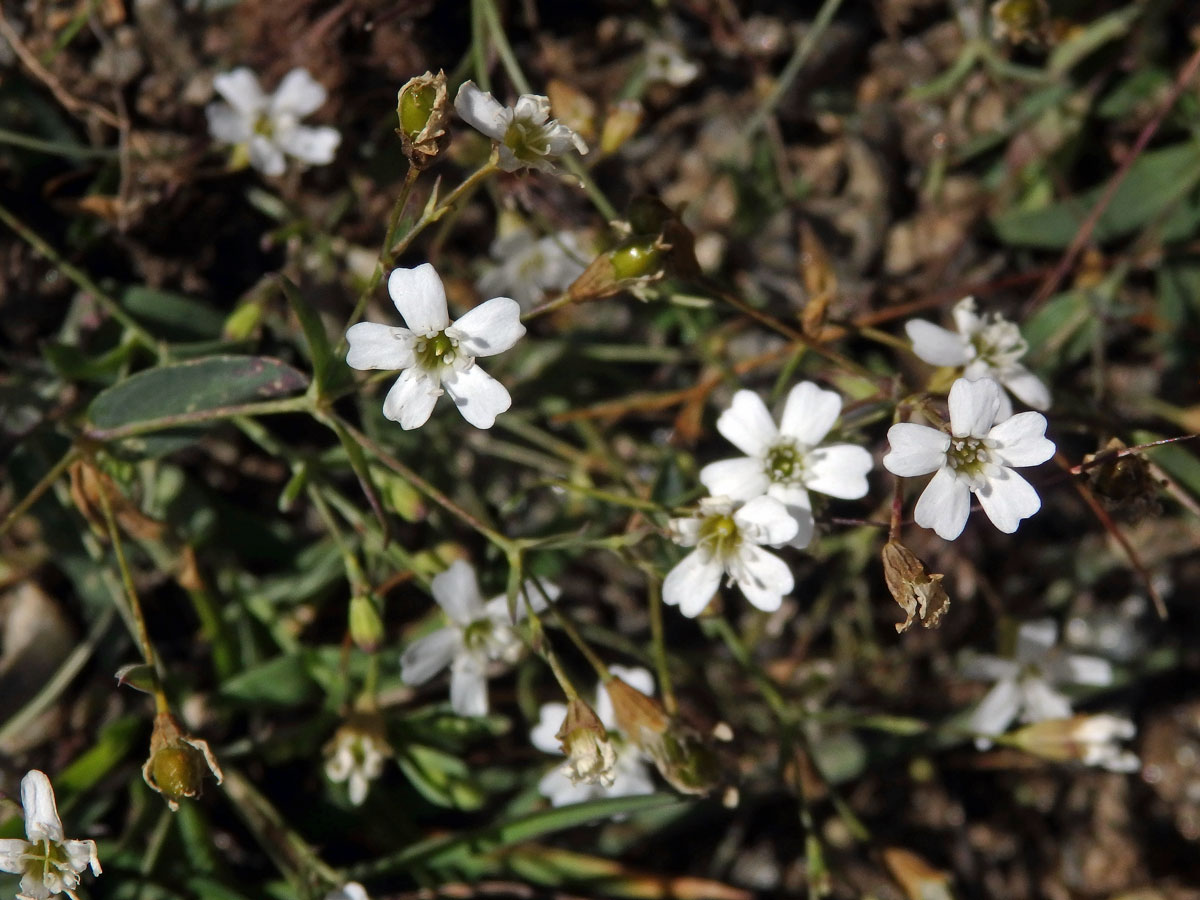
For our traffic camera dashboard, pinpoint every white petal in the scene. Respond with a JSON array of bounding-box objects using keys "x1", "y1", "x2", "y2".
[
  {"x1": 454, "y1": 81, "x2": 507, "y2": 140},
  {"x1": 538, "y1": 767, "x2": 594, "y2": 806},
  {"x1": 206, "y1": 102, "x2": 251, "y2": 144},
  {"x1": 450, "y1": 653, "x2": 489, "y2": 716},
  {"x1": 382, "y1": 368, "x2": 442, "y2": 430},
  {"x1": 270, "y1": 68, "x2": 327, "y2": 117},
  {"x1": 913, "y1": 467, "x2": 972, "y2": 540},
  {"x1": 607, "y1": 665, "x2": 655, "y2": 698},
  {"x1": 488, "y1": 578, "x2": 559, "y2": 621},
  {"x1": 662, "y1": 549, "x2": 723, "y2": 618},
  {"x1": 1015, "y1": 619, "x2": 1058, "y2": 661},
  {"x1": 948, "y1": 377, "x2": 1002, "y2": 437},
  {"x1": 883, "y1": 423, "x2": 949, "y2": 476},
  {"x1": 325, "y1": 883, "x2": 370, "y2": 900},
  {"x1": 734, "y1": 495, "x2": 799, "y2": 546},
  {"x1": 0, "y1": 839, "x2": 29, "y2": 874},
  {"x1": 779, "y1": 381, "x2": 842, "y2": 445},
  {"x1": 388, "y1": 264, "x2": 450, "y2": 335},
  {"x1": 345, "y1": 322, "x2": 416, "y2": 370},
  {"x1": 512, "y1": 93, "x2": 551, "y2": 125},
  {"x1": 430, "y1": 559, "x2": 486, "y2": 625},
  {"x1": 960, "y1": 653, "x2": 1020, "y2": 682},
  {"x1": 730, "y1": 545, "x2": 793, "y2": 612},
  {"x1": 21, "y1": 771, "x2": 64, "y2": 844},
  {"x1": 905, "y1": 319, "x2": 970, "y2": 366},
  {"x1": 785, "y1": 503, "x2": 815, "y2": 550},
  {"x1": 699, "y1": 456, "x2": 770, "y2": 501},
  {"x1": 348, "y1": 772, "x2": 368, "y2": 806},
  {"x1": 1052, "y1": 653, "x2": 1113, "y2": 687},
  {"x1": 715, "y1": 390, "x2": 778, "y2": 457},
  {"x1": 668, "y1": 516, "x2": 702, "y2": 547},
  {"x1": 248, "y1": 135, "x2": 286, "y2": 176},
  {"x1": 60, "y1": 839, "x2": 99, "y2": 876},
  {"x1": 442, "y1": 364, "x2": 512, "y2": 429},
  {"x1": 1001, "y1": 365, "x2": 1051, "y2": 410},
  {"x1": 277, "y1": 125, "x2": 341, "y2": 165},
  {"x1": 975, "y1": 467, "x2": 1040, "y2": 533},
  {"x1": 400, "y1": 628, "x2": 459, "y2": 685},
  {"x1": 969, "y1": 677, "x2": 1021, "y2": 736},
  {"x1": 448, "y1": 296, "x2": 526, "y2": 357},
  {"x1": 987, "y1": 412, "x2": 1055, "y2": 468},
  {"x1": 805, "y1": 444, "x2": 873, "y2": 499},
  {"x1": 950, "y1": 296, "x2": 982, "y2": 335},
  {"x1": 1019, "y1": 677, "x2": 1072, "y2": 722},
  {"x1": 213, "y1": 68, "x2": 266, "y2": 116},
  {"x1": 531, "y1": 702, "x2": 568, "y2": 754}
]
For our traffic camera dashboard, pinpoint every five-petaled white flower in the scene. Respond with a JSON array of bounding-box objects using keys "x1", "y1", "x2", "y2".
[
  {"x1": 905, "y1": 296, "x2": 1050, "y2": 419},
  {"x1": 530, "y1": 666, "x2": 657, "y2": 808},
  {"x1": 700, "y1": 383, "x2": 873, "y2": 549},
  {"x1": 643, "y1": 38, "x2": 701, "y2": 87},
  {"x1": 324, "y1": 720, "x2": 389, "y2": 806},
  {"x1": 663, "y1": 496, "x2": 798, "y2": 617},
  {"x1": 346, "y1": 263, "x2": 525, "y2": 430},
  {"x1": 883, "y1": 377, "x2": 1055, "y2": 541},
  {"x1": 963, "y1": 618, "x2": 1113, "y2": 747},
  {"x1": 0, "y1": 770, "x2": 101, "y2": 900},
  {"x1": 206, "y1": 67, "x2": 341, "y2": 176},
  {"x1": 477, "y1": 223, "x2": 591, "y2": 310},
  {"x1": 454, "y1": 81, "x2": 588, "y2": 174},
  {"x1": 400, "y1": 559, "x2": 558, "y2": 717}
]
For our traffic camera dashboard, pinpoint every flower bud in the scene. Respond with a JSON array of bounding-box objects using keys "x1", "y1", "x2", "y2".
[
  {"x1": 882, "y1": 539, "x2": 950, "y2": 633},
  {"x1": 609, "y1": 237, "x2": 663, "y2": 281},
  {"x1": 396, "y1": 70, "x2": 450, "y2": 169},
  {"x1": 142, "y1": 712, "x2": 223, "y2": 811},
  {"x1": 555, "y1": 697, "x2": 616, "y2": 786},
  {"x1": 349, "y1": 594, "x2": 384, "y2": 653},
  {"x1": 1009, "y1": 714, "x2": 1140, "y2": 772},
  {"x1": 606, "y1": 675, "x2": 723, "y2": 796}
]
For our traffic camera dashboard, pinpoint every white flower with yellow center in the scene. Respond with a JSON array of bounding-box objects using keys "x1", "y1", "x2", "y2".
[
  {"x1": 477, "y1": 224, "x2": 591, "y2": 310},
  {"x1": 905, "y1": 296, "x2": 1050, "y2": 418},
  {"x1": 663, "y1": 496, "x2": 798, "y2": 617},
  {"x1": 0, "y1": 771, "x2": 101, "y2": 900},
  {"x1": 346, "y1": 264, "x2": 525, "y2": 430},
  {"x1": 206, "y1": 67, "x2": 341, "y2": 176},
  {"x1": 454, "y1": 81, "x2": 588, "y2": 174},
  {"x1": 324, "y1": 720, "x2": 390, "y2": 806},
  {"x1": 700, "y1": 383, "x2": 873, "y2": 549},
  {"x1": 400, "y1": 560, "x2": 558, "y2": 717},
  {"x1": 883, "y1": 377, "x2": 1054, "y2": 541}
]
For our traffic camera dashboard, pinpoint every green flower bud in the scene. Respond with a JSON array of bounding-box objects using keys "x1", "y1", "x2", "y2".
[
  {"x1": 396, "y1": 71, "x2": 450, "y2": 169},
  {"x1": 349, "y1": 594, "x2": 384, "y2": 653},
  {"x1": 609, "y1": 238, "x2": 663, "y2": 281}
]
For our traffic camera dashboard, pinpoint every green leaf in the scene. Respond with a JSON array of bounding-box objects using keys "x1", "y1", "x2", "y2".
[
  {"x1": 992, "y1": 141, "x2": 1200, "y2": 249},
  {"x1": 397, "y1": 743, "x2": 487, "y2": 810},
  {"x1": 278, "y1": 277, "x2": 337, "y2": 394},
  {"x1": 86, "y1": 355, "x2": 307, "y2": 457},
  {"x1": 219, "y1": 653, "x2": 317, "y2": 706},
  {"x1": 345, "y1": 793, "x2": 686, "y2": 879},
  {"x1": 122, "y1": 286, "x2": 225, "y2": 341}
]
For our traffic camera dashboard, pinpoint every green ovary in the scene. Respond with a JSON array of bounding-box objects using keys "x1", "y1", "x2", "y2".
[
  {"x1": 764, "y1": 441, "x2": 805, "y2": 485},
  {"x1": 945, "y1": 436, "x2": 990, "y2": 480},
  {"x1": 462, "y1": 619, "x2": 493, "y2": 651},
  {"x1": 697, "y1": 513, "x2": 740, "y2": 560},
  {"x1": 504, "y1": 122, "x2": 550, "y2": 161},
  {"x1": 414, "y1": 332, "x2": 458, "y2": 369}
]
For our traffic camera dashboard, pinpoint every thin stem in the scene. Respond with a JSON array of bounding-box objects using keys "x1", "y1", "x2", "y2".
[
  {"x1": 0, "y1": 444, "x2": 81, "y2": 541},
  {"x1": 746, "y1": 0, "x2": 847, "y2": 135},
  {"x1": 335, "y1": 415, "x2": 512, "y2": 550},
  {"x1": 478, "y1": 0, "x2": 532, "y2": 95},
  {"x1": 546, "y1": 602, "x2": 610, "y2": 683},
  {"x1": 0, "y1": 200, "x2": 160, "y2": 355},
  {"x1": 646, "y1": 578, "x2": 676, "y2": 716},
  {"x1": 93, "y1": 462, "x2": 169, "y2": 715}
]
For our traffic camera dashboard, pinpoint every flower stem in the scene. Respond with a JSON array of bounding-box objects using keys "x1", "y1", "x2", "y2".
[{"x1": 0, "y1": 443, "x2": 81, "y2": 541}]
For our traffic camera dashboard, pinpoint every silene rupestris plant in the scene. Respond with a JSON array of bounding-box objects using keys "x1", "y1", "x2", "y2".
[{"x1": 2, "y1": 3, "x2": 1198, "y2": 899}]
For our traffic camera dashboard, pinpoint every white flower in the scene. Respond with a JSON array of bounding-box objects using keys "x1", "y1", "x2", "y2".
[
  {"x1": 454, "y1": 81, "x2": 588, "y2": 173},
  {"x1": 883, "y1": 377, "x2": 1055, "y2": 540},
  {"x1": 400, "y1": 560, "x2": 558, "y2": 716},
  {"x1": 477, "y1": 224, "x2": 591, "y2": 310},
  {"x1": 324, "y1": 722, "x2": 389, "y2": 806},
  {"x1": 324, "y1": 883, "x2": 370, "y2": 900},
  {"x1": 905, "y1": 296, "x2": 1050, "y2": 418},
  {"x1": 1065, "y1": 715, "x2": 1140, "y2": 772},
  {"x1": 0, "y1": 771, "x2": 101, "y2": 900},
  {"x1": 643, "y1": 39, "x2": 700, "y2": 86},
  {"x1": 346, "y1": 263, "x2": 525, "y2": 430},
  {"x1": 530, "y1": 666, "x2": 657, "y2": 808},
  {"x1": 206, "y1": 67, "x2": 341, "y2": 176},
  {"x1": 963, "y1": 619, "x2": 1114, "y2": 746},
  {"x1": 699, "y1": 383, "x2": 873, "y2": 549},
  {"x1": 663, "y1": 495, "x2": 798, "y2": 617}
]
